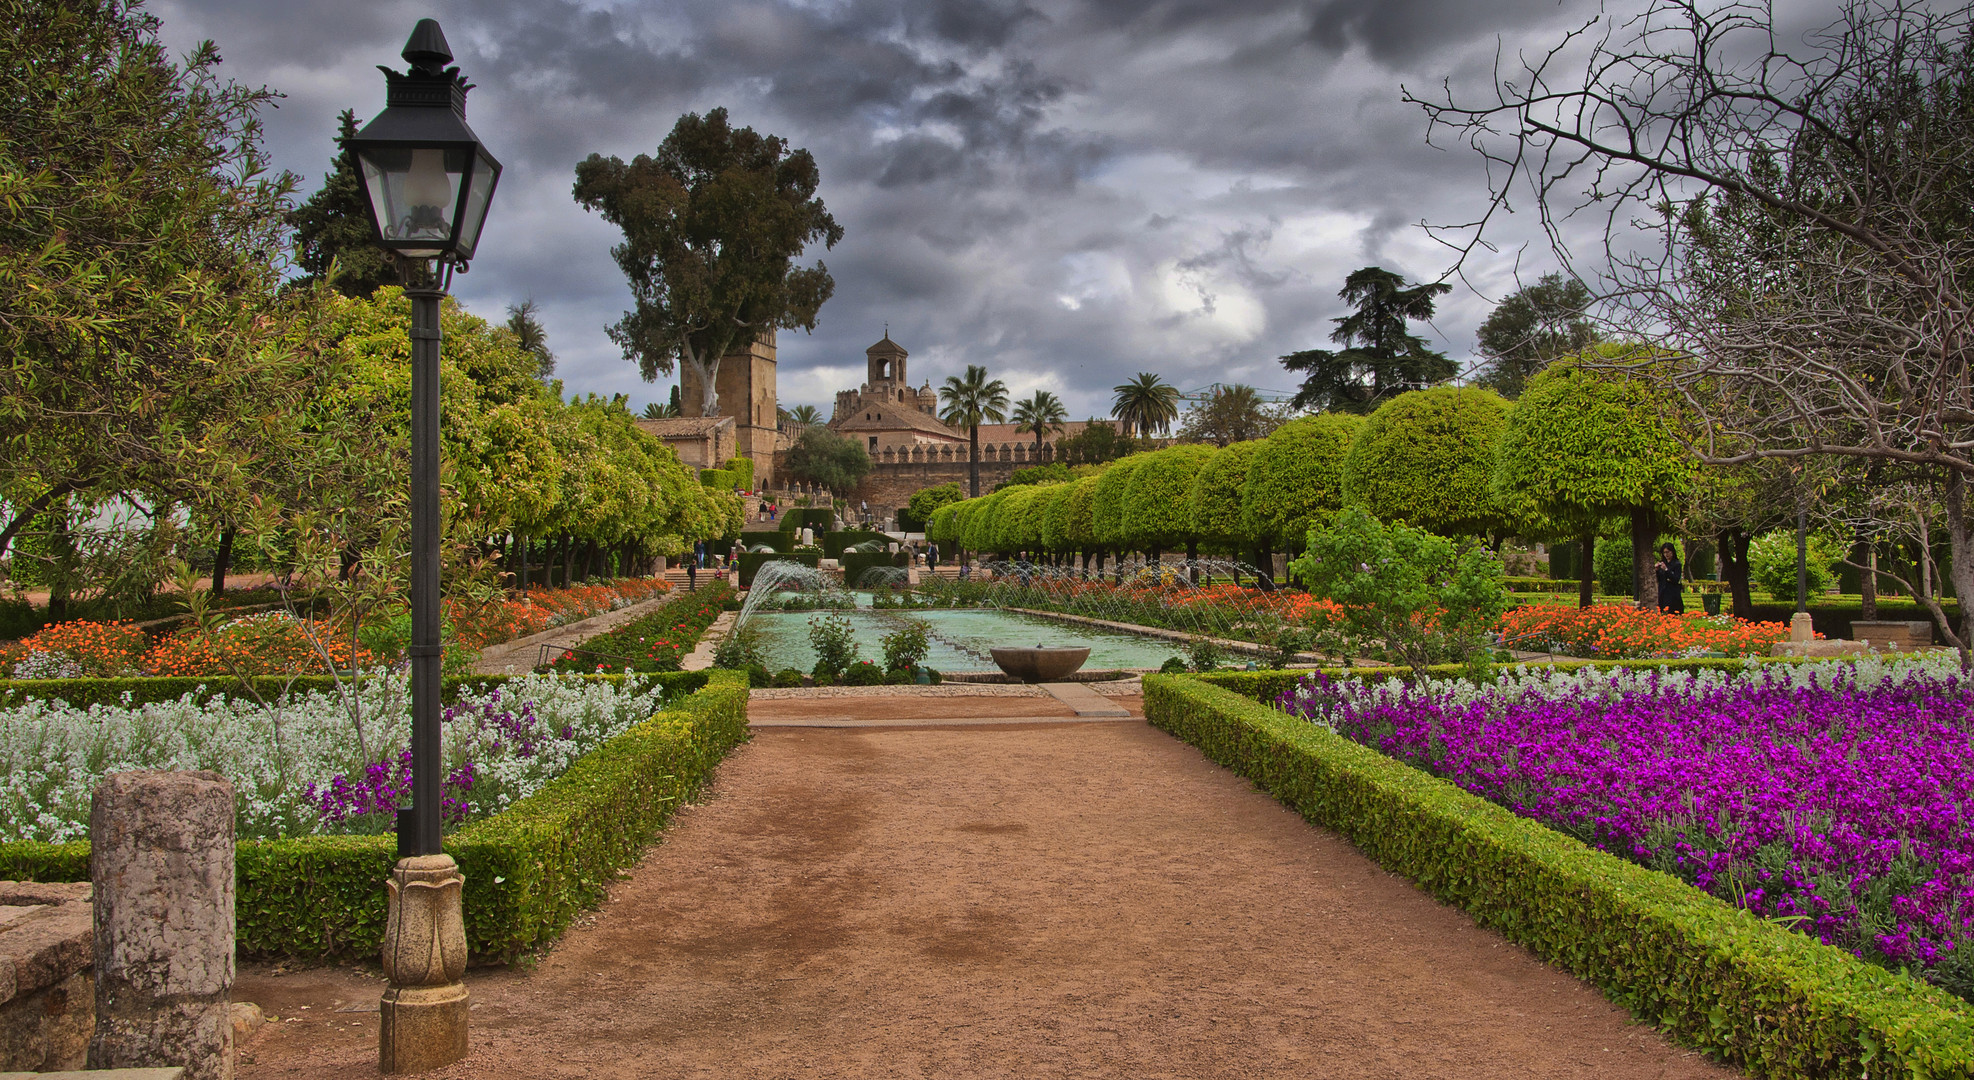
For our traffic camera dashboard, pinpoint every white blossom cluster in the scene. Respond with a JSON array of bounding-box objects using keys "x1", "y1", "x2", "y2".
[
  {"x1": 1283, "y1": 653, "x2": 1963, "y2": 726},
  {"x1": 0, "y1": 671, "x2": 677, "y2": 843}
]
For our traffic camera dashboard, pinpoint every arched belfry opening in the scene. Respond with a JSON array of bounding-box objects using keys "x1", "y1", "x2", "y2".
[{"x1": 866, "y1": 331, "x2": 908, "y2": 389}]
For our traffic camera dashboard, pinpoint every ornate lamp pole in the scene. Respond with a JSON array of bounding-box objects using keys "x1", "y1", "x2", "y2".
[{"x1": 346, "y1": 18, "x2": 501, "y2": 1074}]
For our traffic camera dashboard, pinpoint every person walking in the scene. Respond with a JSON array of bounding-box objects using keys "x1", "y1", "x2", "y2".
[
  {"x1": 928, "y1": 540, "x2": 939, "y2": 568},
  {"x1": 686, "y1": 551, "x2": 697, "y2": 591},
  {"x1": 1655, "y1": 543, "x2": 1685, "y2": 615}
]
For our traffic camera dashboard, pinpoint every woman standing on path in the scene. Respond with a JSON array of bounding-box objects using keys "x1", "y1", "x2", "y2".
[{"x1": 1655, "y1": 543, "x2": 1685, "y2": 614}]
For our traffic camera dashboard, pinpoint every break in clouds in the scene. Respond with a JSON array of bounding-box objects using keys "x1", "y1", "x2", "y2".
[{"x1": 153, "y1": 0, "x2": 1853, "y2": 419}]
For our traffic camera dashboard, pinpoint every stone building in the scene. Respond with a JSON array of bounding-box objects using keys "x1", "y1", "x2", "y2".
[
  {"x1": 680, "y1": 331, "x2": 784, "y2": 487},
  {"x1": 633, "y1": 415, "x2": 735, "y2": 473},
  {"x1": 779, "y1": 331, "x2": 1124, "y2": 518}
]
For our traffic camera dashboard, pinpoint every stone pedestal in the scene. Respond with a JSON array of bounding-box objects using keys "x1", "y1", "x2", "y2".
[
  {"x1": 88, "y1": 771, "x2": 235, "y2": 1080},
  {"x1": 1789, "y1": 612, "x2": 1814, "y2": 643},
  {"x1": 379, "y1": 854, "x2": 468, "y2": 1075}
]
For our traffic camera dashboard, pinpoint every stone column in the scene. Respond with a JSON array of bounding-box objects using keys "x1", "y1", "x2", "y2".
[
  {"x1": 1789, "y1": 612, "x2": 1815, "y2": 643},
  {"x1": 89, "y1": 770, "x2": 235, "y2": 1080},
  {"x1": 379, "y1": 854, "x2": 469, "y2": 1074}
]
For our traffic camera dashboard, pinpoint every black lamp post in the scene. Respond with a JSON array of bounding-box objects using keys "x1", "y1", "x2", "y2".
[
  {"x1": 347, "y1": 19, "x2": 501, "y2": 859},
  {"x1": 347, "y1": 20, "x2": 498, "y2": 1073}
]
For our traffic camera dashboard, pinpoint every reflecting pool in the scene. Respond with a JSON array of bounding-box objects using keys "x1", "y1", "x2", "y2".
[{"x1": 744, "y1": 606, "x2": 1184, "y2": 673}]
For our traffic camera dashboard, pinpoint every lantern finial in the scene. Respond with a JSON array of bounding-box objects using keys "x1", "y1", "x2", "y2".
[{"x1": 402, "y1": 19, "x2": 453, "y2": 76}]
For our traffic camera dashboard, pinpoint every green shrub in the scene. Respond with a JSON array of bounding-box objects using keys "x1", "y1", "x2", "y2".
[
  {"x1": 1595, "y1": 533, "x2": 1637, "y2": 597},
  {"x1": 1290, "y1": 507, "x2": 1508, "y2": 672},
  {"x1": 722, "y1": 456, "x2": 754, "y2": 491},
  {"x1": 1143, "y1": 674, "x2": 1974, "y2": 1077},
  {"x1": 0, "y1": 671, "x2": 710, "y2": 710},
  {"x1": 771, "y1": 668, "x2": 805, "y2": 688},
  {"x1": 880, "y1": 616, "x2": 931, "y2": 672},
  {"x1": 807, "y1": 611, "x2": 859, "y2": 677},
  {"x1": 0, "y1": 672, "x2": 750, "y2": 961},
  {"x1": 745, "y1": 663, "x2": 771, "y2": 688},
  {"x1": 1159, "y1": 656, "x2": 1189, "y2": 674},
  {"x1": 840, "y1": 660, "x2": 886, "y2": 686},
  {"x1": 1185, "y1": 636, "x2": 1225, "y2": 672},
  {"x1": 1342, "y1": 386, "x2": 1511, "y2": 537},
  {"x1": 699, "y1": 468, "x2": 736, "y2": 490},
  {"x1": 1749, "y1": 530, "x2": 1844, "y2": 602}
]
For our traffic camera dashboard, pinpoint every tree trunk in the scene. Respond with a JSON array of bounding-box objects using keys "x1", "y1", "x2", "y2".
[
  {"x1": 968, "y1": 426, "x2": 981, "y2": 497},
  {"x1": 1940, "y1": 471, "x2": 1974, "y2": 670},
  {"x1": 1717, "y1": 527, "x2": 1755, "y2": 621},
  {"x1": 512, "y1": 532, "x2": 528, "y2": 590},
  {"x1": 1630, "y1": 507, "x2": 1659, "y2": 611},
  {"x1": 1254, "y1": 544, "x2": 1274, "y2": 591},
  {"x1": 1578, "y1": 532, "x2": 1596, "y2": 609},
  {"x1": 1855, "y1": 531, "x2": 1878, "y2": 621},
  {"x1": 212, "y1": 527, "x2": 235, "y2": 597},
  {"x1": 47, "y1": 509, "x2": 74, "y2": 622},
  {"x1": 1185, "y1": 539, "x2": 1199, "y2": 585}
]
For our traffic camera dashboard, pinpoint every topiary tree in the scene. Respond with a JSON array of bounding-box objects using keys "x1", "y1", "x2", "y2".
[
  {"x1": 1045, "y1": 474, "x2": 1103, "y2": 574},
  {"x1": 989, "y1": 485, "x2": 1041, "y2": 556},
  {"x1": 1021, "y1": 483, "x2": 1070, "y2": 562},
  {"x1": 960, "y1": 488, "x2": 1013, "y2": 555},
  {"x1": 1343, "y1": 386, "x2": 1512, "y2": 537},
  {"x1": 1091, "y1": 453, "x2": 1151, "y2": 574},
  {"x1": 1240, "y1": 413, "x2": 1365, "y2": 565},
  {"x1": 1190, "y1": 441, "x2": 1265, "y2": 570},
  {"x1": 1490, "y1": 350, "x2": 1695, "y2": 610},
  {"x1": 1122, "y1": 444, "x2": 1218, "y2": 567}
]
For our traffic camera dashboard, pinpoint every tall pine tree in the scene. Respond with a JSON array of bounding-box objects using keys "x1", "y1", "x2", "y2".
[
  {"x1": 1280, "y1": 266, "x2": 1454, "y2": 413},
  {"x1": 286, "y1": 109, "x2": 396, "y2": 297}
]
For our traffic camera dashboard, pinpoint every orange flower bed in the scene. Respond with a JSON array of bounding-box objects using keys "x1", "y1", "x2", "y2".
[
  {"x1": 448, "y1": 576, "x2": 672, "y2": 651},
  {"x1": 1496, "y1": 603, "x2": 1799, "y2": 659},
  {"x1": 0, "y1": 620, "x2": 150, "y2": 678},
  {"x1": 141, "y1": 613, "x2": 374, "y2": 677}
]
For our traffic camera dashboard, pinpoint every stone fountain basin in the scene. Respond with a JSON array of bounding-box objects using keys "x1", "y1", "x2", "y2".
[{"x1": 990, "y1": 646, "x2": 1091, "y2": 683}]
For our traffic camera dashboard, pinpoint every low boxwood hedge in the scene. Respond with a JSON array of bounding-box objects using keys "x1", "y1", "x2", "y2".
[
  {"x1": 0, "y1": 670, "x2": 748, "y2": 963},
  {"x1": 840, "y1": 550, "x2": 907, "y2": 588},
  {"x1": 740, "y1": 530, "x2": 793, "y2": 553},
  {"x1": 739, "y1": 550, "x2": 820, "y2": 587},
  {"x1": 1143, "y1": 674, "x2": 1974, "y2": 1076}
]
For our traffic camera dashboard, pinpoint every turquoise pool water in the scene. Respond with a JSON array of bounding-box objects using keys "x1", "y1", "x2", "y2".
[{"x1": 743, "y1": 607, "x2": 1184, "y2": 673}]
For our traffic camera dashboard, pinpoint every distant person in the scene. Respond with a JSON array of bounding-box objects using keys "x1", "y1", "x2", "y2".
[
  {"x1": 686, "y1": 554, "x2": 697, "y2": 590},
  {"x1": 1655, "y1": 543, "x2": 1685, "y2": 615}
]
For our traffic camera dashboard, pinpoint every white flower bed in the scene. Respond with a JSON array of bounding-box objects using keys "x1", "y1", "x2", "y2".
[{"x1": 0, "y1": 671, "x2": 677, "y2": 843}]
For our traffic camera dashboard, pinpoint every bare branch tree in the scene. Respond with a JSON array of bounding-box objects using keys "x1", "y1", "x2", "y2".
[{"x1": 1411, "y1": 0, "x2": 1974, "y2": 663}]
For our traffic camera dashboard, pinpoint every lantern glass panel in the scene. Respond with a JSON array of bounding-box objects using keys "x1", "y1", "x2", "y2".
[
  {"x1": 358, "y1": 146, "x2": 468, "y2": 257},
  {"x1": 452, "y1": 148, "x2": 500, "y2": 259}
]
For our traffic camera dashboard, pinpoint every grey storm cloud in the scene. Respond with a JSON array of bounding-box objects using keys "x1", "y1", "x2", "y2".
[{"x1": 151, "y1": 0, "x2": 1844, "y2": 418}]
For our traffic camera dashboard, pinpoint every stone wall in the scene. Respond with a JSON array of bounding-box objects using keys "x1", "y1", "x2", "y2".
[
  {"x1": 0, "y1": 881, "x2": 93, "y2": 1072},
  {"x1": 774, "y1": 440, "x2": 1058, "y2": 513}
]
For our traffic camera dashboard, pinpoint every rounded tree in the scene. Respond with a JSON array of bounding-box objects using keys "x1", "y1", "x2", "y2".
[
  {"x1": 1490, "y1": 350, "x2": 1695, "y2": 610},
  {"x1": 1190, "y1": 440, "x2": 1264, "y2": 568},
  {"x1": 1046, "y1": 474, "x2": 1103, "y2": 574},
  {"x1": 1342, "y1": 386, "x2": 1512, "y2": 537},
  {"x1": 1240, "y1": 413, "x2": 1364, "y2": 563},
  {"x1": 1122, "y1": 444, "x2": 1218, "y2": 565},
  {"x1": 1091, "y1": 453, "x2": 1151, "y2": 563}
]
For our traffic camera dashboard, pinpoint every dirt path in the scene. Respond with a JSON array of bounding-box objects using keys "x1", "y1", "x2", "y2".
[{"x1": 237, "y1": 704, "x2": 1731, "y2": 1079}]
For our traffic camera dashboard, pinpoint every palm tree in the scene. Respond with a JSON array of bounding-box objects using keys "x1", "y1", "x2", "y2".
[
  {"x1": 1010, "y1": 390, "x2": 1068, "y2": 460},
  {"x1": 786, "y1": 404, "x2": 824, "y2": 427},
  {"x1": 1112, "y1": 372, "x2": 1180, "y2": 440},
  {"x1": 939, "y1": 364, "x2": 1010, "y2": 496},
  {"x1": 505, "y1": 298, "x2": 555, "y2": 379}
]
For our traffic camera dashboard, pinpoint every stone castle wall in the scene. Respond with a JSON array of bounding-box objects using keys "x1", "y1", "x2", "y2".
[{"x1": 773, "y1": 439, "x2": 1060, "y2": 512}]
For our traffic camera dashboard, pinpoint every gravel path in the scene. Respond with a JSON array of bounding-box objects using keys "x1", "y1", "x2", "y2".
[{"x1": 236, "y1": 697, "x2": 1728, "y2": 1080}]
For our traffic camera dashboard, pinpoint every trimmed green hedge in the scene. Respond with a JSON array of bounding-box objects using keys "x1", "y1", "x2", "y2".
[
  {"x1": 840, "y1": 550, "x2": 907, "y2": 588},
  {"x1": 722, "y1": 456, "x2": 754, "y2": 491},
  {"x1": 738, "y1": 550, "x2": 820, "y2": 587},
  {"x1": 0, "y1": 671, "x2": 709, "y2": 710},
  {"x1": 740, "y1": 529, "x2": 793, "y2": 553},
  {"x1": 1144, "y1": 674, "x2": 1974, "y2": 1076},
  {"x1": 822, "y1": 529, "x2": 889, "y2": 559},
  {"x1": 699, "y1": 468, "x2": 737, "y2": 490},
  {"x1": 779, "y1": 508, "x2": 832, "y2": 535},
  {"x1": 1745, "y1": 600, "x2": 1957, "y2": 644},
  {"x1": 0, "y1": 671, "x2": 748, "y2": 962}
]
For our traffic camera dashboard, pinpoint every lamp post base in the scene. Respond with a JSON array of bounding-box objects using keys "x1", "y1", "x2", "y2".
[{"x1": 379, "y1": 854, "x2": 469, "y2": 1074}]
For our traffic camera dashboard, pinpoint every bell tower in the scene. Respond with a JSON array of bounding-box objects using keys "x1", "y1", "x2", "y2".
[
  {"x1": 866, "y1": 333, "x2": 907, "y2": 387},
  {"x1": 680, "y1": 329, "x2": 778, "y2": 487}
]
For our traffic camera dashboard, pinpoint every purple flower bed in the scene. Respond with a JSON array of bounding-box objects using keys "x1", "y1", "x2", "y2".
[{"x1": 1278, "y1": 659, "x2": 1974, "y2": 1000}]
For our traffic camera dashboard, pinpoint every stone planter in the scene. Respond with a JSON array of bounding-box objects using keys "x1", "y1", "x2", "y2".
[{"x1": 989, "y1": 646, "x2": 1091, "y2": 683}]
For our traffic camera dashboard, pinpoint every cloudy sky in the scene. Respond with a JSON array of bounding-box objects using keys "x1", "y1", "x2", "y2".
[{"x1": 152, "y1": 0, "x2": 1840, "y2": 420}]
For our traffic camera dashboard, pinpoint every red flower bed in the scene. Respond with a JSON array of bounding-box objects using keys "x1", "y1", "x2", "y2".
[
  {"x1": 448, "y1": 576, "x2": 672, "y2": 651},
  {"x1": 1496, "y1": 603, "x2": 1799, "y2": 659}
]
